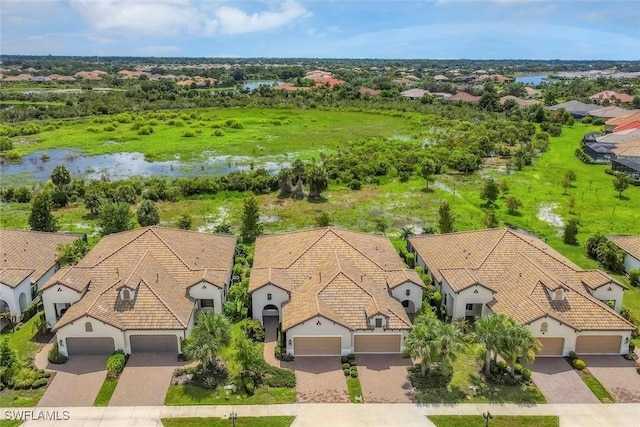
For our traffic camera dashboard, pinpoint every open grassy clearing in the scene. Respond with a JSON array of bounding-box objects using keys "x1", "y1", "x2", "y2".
[
  {"x1": 9, "y1": 108, "x2": 413, "y2": 161},
  {"x1": 3, "y1": 314, "x2": 46, "y2": 361},
  {"x1": 164, "y1": 385, "x2": 295, "y2": 405},
  {"x1": 161, "y1": 417, "x2": 295, "y2": 427},
  {"x1": 428, "y1": 415, "x2": 559, "y2": 427}
]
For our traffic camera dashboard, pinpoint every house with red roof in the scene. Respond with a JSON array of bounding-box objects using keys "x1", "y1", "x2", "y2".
[
  {"x1": 449, "y1": 91, "x2": 481, "y2": 103},
  {"x1": 590, "y1": 91, "x2": 634, "y2": 105}
]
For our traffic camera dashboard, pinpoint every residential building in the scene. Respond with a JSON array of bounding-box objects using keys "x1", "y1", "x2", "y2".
[
  {"x1": 609, "y1": 236, "x2": 640, "y2": 274},
  {"x1": 590, "y1": 91, "x2": 634, "y2": 105}
]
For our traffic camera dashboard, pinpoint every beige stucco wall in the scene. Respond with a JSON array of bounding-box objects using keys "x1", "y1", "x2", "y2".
[
  {"x1": 390, "y1": 282, "x2": 423, "y2": 313},
  {"x1": 590, "y1": 283, "x2": 624, "y2": 313},
  {"x1": 0, "y1": 277, "x2": 31, "y2": 317},
  {"x1": 42, "y1": 285, "x2": 83, "y2": 328},
  {"x1": 251, "y1": 284, "x2": 289, "y2": 323},
  {"x1": 285, "y1": 315, "x2": 351, "y2": 355},
  {"x1": 55, "y1": 315, "x2": 124, "y2": 357}
]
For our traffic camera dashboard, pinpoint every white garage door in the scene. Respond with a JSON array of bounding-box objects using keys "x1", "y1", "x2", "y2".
[
  {"x1": 294, "y1": 337, "x2": 341, "y2": 356},
  {"x1": 130, "y1": 335, "x2": 178, "y2": 353}
]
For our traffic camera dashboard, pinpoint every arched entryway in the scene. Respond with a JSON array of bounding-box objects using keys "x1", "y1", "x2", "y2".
[
  {"x1": 262, "y1": 304, "x2": 279, "y2": 320},
  {"x1": 0, "y1": 299, "x2": 9, "y2": 314},
  {"x1": 262, "y1": 304, "x2": 280, "y2": 344},
  {"x1": 401, "y1": 300, "x2": 416, "y2": 313},
  {"x1": 18, "y1": 293, "x2": 28, "y2": 312}
]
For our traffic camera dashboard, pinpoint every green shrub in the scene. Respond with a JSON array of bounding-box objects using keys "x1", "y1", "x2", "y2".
[
  {"x1": 350, "y1": 370, "x2": 358, "y2": 378},
  {"x1": 572, "y1": 358, "x2": 587, "y2": 370},
  {"x1": 9, "y1": 367, "x2": 39, "y2": 389},
  {"x1": 262, "y1": 365, "x2": 295, "y2": 387},
  {"x1": 342, "y1": 363, "x2": 351, "y2": 370},
  {"x1": 568, "y1": 351, "x2": 578, "y2": 360},
  {"x1": 20, "y1": 300, "x2": 39, "y2": 322},
  {"x1": 349, "y1": 359, "x2": 357, "y2": 367},
  {"x1": 183, "y1": 130, "x2": 196, "y2": 138},
  {"x1": 341, "y1": 356, "x2": 349, "y2": 364},
  {"x1": 103, "y1": 125, "x2": 115, "y2": 132},
  {"x1": 347, "y1": 354, "x2": 355, "y2": 361},
  {"x1": 213, "y1": 129, "x2": 224, "y2": 137},
  {"x1": 106, "y1": 351, "x2": 126, "y2": 378},
  {"x1": 497, "y1": 360, "x2": 508, "y2": 372},
  {"x1": 521, "y1": 368, "x2": 532, "y2": 382},
  {"x1": 47, "y1": 343, "x2": 67, "y2": 364},
  {"x1": 245, "y1": 379, "x2": 255, "y2": 396},
  {"x1": 629, "y1": 270, "x2": 640, "y2": 287},
  {"x1": 344, "y1": 369, "x2": 350, "y2": 376},
  {"x1": 31, "y1": 378, "x2": 48, "y2": 388},
  {"x1": 514, "y1": 363, "x2": 522, "y2": 375}
]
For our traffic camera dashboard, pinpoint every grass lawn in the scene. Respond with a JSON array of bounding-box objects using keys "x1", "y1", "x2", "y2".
[
  {"x1": 428, "y1": 415, "x2": 559, "y2": 427},
  {"x1": 2, "y1": 313, "x2": 46, "y2": 361},
  {"x1": 581, "y1": 373, "x2": 616, "y2": 403},
  {"x1": 0, "y1": 388, "x2": 46, "y2": 407},
  {"x1": 0, "y1": 421, "x2": 25, "y2": 427},
  {"x1": 164, "y1": 385, "x2": 295, "y2": 405},
  {"x1": 93, "y1": 378, "x2": 119, "y2": 406},
  {"x1": 346, "y1": 376, "x2": 363, "y2": 403},
  {"x1": 415, "y1": 344, "x2": 546, "y2": 404},
  {"x1": 161, "y1": 417, "x2": 295, "y2": 427}
]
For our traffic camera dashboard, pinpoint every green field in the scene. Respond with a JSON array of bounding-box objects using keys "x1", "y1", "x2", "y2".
[
  {"x1": 161, "y1": 417, "x2": 295, "y2": 427},
  {"x1": 428, "y1": 415, "x2": 559, "y2": 427},
  {"x1": 8, "y1": 108, "x2": 414, "y2": 162}
]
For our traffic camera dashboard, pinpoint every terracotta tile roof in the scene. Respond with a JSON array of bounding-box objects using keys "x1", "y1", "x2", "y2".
[
  {"x1": 610, "y1": 236, "x2": 640, "y2": 261},
  {"x1": 0, "y1": 229, "x2": 84, "y2": 283},
  {"x1": 401, "y1": 89, "x2": 430, "y2": 98},
  {"x1": 48, "y1": 227, "x2": 236, "y2": 332},
  {"x1": 449, "y1": 92, "x2": 480, "y2": 103},
  {"x1": 611, "y1": 141, "x2": 640, "y2": 158},
  {"x1": 0, "y1": 268, "x2": 34, "y2": 288},
  {"x1": 499, "y1": 95, "x2": 541, "y2": 107},
  {"x1": 590, "y1": 91, "x2": 634, "y2": 103},
  {"x1": 359, "y1": 87, "x2": 381, "y2": 96},
  {"x1": 252, "y1": 228, "x2": 423, "y2": 331},
  {"x1": 439, "y1": 267, "x2": 495, "y2": 293},
  {"x1": 409, "y1": 228, "x2": 634, "y2": 331},
  {"x1": 614, "y1": 121, "x2": 640, "y2": 132},
  {"x1": 589, "y1": 106, "x2": 632, "y2": 119}
]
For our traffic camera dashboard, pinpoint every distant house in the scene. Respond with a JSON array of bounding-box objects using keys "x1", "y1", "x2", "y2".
[
  {"x1": 596, "y1": 129, "x2": 640, "y2": 144},
  {"x1": 449, "y1": 91, "x2": 480, "y2": 103},
  {"x1": 583, "y1": 142, "x2": 616, "y2": 163},
  {"x1": 499, "y1": 95, "x2": 541, "y2": 107},
  {"x1": 433, "y1": 75, "x2": 449, "y2": 81},
  {"x1": 590, "y1": 91, "x2": 634, "y2": 105},
  {"x1": 409, "y1": 228, "x2": 635, "y2": 356},
  {"x1": 611, "y1": 141, "x2": 640, "y2": 159},
  {"x1": 401, "y1": 88, "x2": 430, "y2": 99},
  {"x1": 609, "y1": 236, "x2": 640, "y2": 273},
  {"x1": 606, "y1": 112, "x2": 640, "y2": 133},
  {"x1": 611, "y1": 157, "x2": 640, "y2": 180},
  {"x1": 548, "y1": 100, "x2": 599, "y2": 118},
  {"x1": 358, "y1": 87, "x2": 381, "y2": 96},
  {"x1": 588, "y1": 106, "x2": 632, "y2": 119},
  {"x1": 524, "y1": 87, "x2": 542, "y2": 98},
  {"x1": 0, "y1": 230, "x2": 85, "y2": 322},
  {"x1": 614, "y1": 121, "x2": 640, "y2": 133}
]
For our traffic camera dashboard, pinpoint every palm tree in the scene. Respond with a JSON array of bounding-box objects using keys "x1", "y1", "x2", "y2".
[
  {"x1": 404, "y1": 312, "x2": 439, "y2": 376},
  {"x1": 400, "y1": 226, "x2": 414, "y2": 241},
  {"x1": 431, "y1": 322, "x2": 465, "y2": 367},
  {"x1": 183, "y1": 313, "x2": 231, "y2": 371},
  {"x1": 473, "y1": 314, "x2": 508, "y2": 376},
  {"x1": 498, "y1": 318, "x2": 539, "y2": 377}
]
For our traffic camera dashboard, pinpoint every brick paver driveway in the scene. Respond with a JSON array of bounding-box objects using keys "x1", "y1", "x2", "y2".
[
  {"x1": 531, "y1": 358, "x2": 599, "y2": 403},
  {"x1": 109, "y1": 353, "x2": 183, "y2": 406},
  {"x1": 37, "y1": 355, "x2": 109, "y2": 407},
  {"x1": 294, "y1": 357, "x2": 349, "y2": 403},
  {"x1": 582, "y1": 355, "x2": 640, "y2": 402},
  {"x1": 357, "y1": 354, "x2": 415, "y2": 403}
]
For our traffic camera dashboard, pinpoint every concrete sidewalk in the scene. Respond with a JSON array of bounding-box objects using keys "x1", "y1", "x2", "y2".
[{"x1": 9, "y1": 403, "x2": 640, "y2": 427}]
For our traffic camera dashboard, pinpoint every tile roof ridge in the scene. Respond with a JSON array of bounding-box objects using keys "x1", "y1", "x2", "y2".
[
  {"x1": 569, "y1": 284, "x2": 636, "y2": 328},
  {"x1": 518, "y1": 254, "x2": 566, "y2": 289},
  {"x1": 328, "y1": 228, "x2": 390, "y2": 271},
  {"x1": 139, "y1": 277, "x2": 188, "y2": 329},
  {"x1": 386, "y1": 305, "x2": 412, "y2": 328},
  {"x1": 89, "y1": 228, "x2": 147, "y2": 267},
  {"x1": 147, "y1": 227, "x2": 193, "y2": 271},
  {"x1": 124, "y1": 250, "x2": 151, "y2": 285},
  {"x1": 527, "y1": 282, "x2": 575, "y2": 329},
  {"x1": 478, "y1": 228, "x2": 510, "y2": 269},
  {"x1": 508, "y1": 228, "x2": 582, "y2": 271},
  {"x1": 281, "y1": 227, "x2": 331, "y2": 268}
]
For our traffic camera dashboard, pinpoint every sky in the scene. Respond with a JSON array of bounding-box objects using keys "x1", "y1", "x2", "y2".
[{"x1": 1, "y1": 0, "x2": 639, "y2": 60}]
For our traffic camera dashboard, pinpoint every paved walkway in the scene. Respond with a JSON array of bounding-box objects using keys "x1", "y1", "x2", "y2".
[
  {"x1": 12, "y1": 403, "x2": 640, "y2": 427},
  {"x1": 531, "y1": 358, "x2": 599, "y2": 403}
]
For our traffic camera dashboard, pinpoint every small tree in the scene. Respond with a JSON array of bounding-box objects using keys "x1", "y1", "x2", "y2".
[
  {"x1": 182, "y1": 313, "x2": 231, "y2": 372},
  {"x1": 480, "y1": 177, "x2": 500, "y2": 206},
  {"x1": 482, "y1": 208, "x2": 499, "y2": 228},
  {"x1": 240, "y1": 195, "x2": 262, "y2": 243},
  {"x1": 277, "y1": 168, "x2": 293, "y2": 197},
  {"x1": 56, "y1": 239, "x2": 90, "y2": 266},
  {"x1": 136, "y1": 199, "x2": 160, "y2": 227},
  {"x1": 585, "y1": 232, "x2": 607, "y2": 259},
  {"x1": 563, "y1": 218, "x2": 579, "y2": 245},
  {"x1": 438, "y1": 200, "x2": 455, "y2": 234},
  {"x1": 177, "y1": 213, "x2": 192, "y2": 230},
  {"x1": 421, "y1": 159, "x2": 435, "y2": 191},
  {"x1": 29, "y1": 191, "x2": 58, "y2": 232},
  {"x1": 51, "y1": 164, "x2": 71, "y2": 193},
  {"x1": 84, "y1": 187, "x2": 104, "y2": 215},
  {"x1": 306, "y1": 164, "x2": 328, "y2": 200},
  {"x1": 374, "y1": 218, "x2": 388, "y2": 235},
  {"x1": 98, "y1": 202, "x2": 133, "y2": 236},
  {"x1": 613, "y1": 172, "x2": 630, "y2": 198},
  {"x1": 505, "y1": 196, "x2": 522, "y2": 214},
  {"x1": 315, "y1": 211, "x2": 332, "y2": 227},
  {"x1": 567, "y1": 195, "x2": 577, "y2": 214}
]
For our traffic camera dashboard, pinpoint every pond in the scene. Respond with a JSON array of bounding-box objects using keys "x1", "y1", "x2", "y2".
[
  {"x1": 515, "y1": 75, "x2": 549, "y2": 86},
  {"x1": 0, "y1": 149, "x2": 288, "y2": 183},
  {"x1": 242, "y1": 81, "x2": 284, "y2": 90}
]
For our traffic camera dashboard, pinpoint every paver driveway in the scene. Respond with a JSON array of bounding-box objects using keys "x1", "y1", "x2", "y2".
[
  {"x1": 357, "y1": 354, "x2": 415, "y2": 403},
  {"x1": 109, "y1": 353, "x2": 182, "y2": 406},
  {"x1": 294, "y1": 357, "x2": 349, "y2": 403},
  {"x1": 531, "y1": 358, "x2": 599, "y2": 403},
  {"x1": 37, "y1": 355, "x2": 108, "y2": 407},
  {"x1": 582, "y1": 355, "x2": 640, "y2": 402}
]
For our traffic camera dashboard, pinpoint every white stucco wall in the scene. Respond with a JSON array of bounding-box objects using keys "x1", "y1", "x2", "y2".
[
  {"x1": 590, "y1": 283, "x2": 624, "y2": 313},
  {"x1": 42, "y1": 285, "x2": 83, "y2": 328},
  {"x1": 55, "y1": 316, "x2": 124, "y2": 357},
  {"x1": 527, "y1": 317, "x2": 631, "y2": 356},
  {"x1": 34, "y1": 265, "x2": 59, "y2": 293},
  {"x1": 623, "y1": 254, "x2": 640, "y2": 274},
  {"x1": 440, "y1": 279, "x2": 493, "y2": 320},
  {"x1": 0, "y1": 277, "x2": 31, "y2": 317},
  {"x1": 124, "y1": 329, "x2": 185, "y2": 354},
  {"x1": 391, "y1": 282, "x2": 423, "y2": 313},
  {"x1": 285, "y1": 315, "x2": 351, "y2": 355},
  {"x1": 188, "y1": 281, "x2": 224, "y2": 315},
  {"x1": 251, "y1": 285, "x2": 289, "y2": 324}
]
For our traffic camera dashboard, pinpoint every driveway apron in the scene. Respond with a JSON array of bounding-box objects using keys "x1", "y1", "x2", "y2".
[
  {"x1": 37, "y1": 355, "x2": 109, "y2": 407},
  {"x1": 109, "y1": 353, "x2": 180, "y2": 406},
  {"x1": 530, "y1": 358, "x2": 599, "y2": 403},
  {"x1": 294, "y1": 357, "x2": 349, "y2": 403},
  {"x1": 582, "y1": 355, "x2": 640, "y2": 402},
  {"x1": 357, "y1": 354, "x2": 415, "y2": 403}
]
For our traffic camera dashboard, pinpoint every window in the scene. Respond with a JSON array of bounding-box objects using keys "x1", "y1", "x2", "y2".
[
  {"x1": 405, "y1": 289, "x2": 411, "y2": 296},
  {"x1": 540, "y1": 322, "x2": 548, "y2": 333},
  {"x1": 200, "y1": 299, "x2": 214, "y2": 308},
  {"x1": 85, "y1": 322, "x2": 93, "y2": 332},
  {"x1": 375, "y1": 318, "x2": 383, "y2": 328},
  {"x1": 402, "y1": 300, "x2": 410, "y2": 308},
  {"x1": 443, "y1": 294, "x2": 448, "y2": 305},
  {"x1": 465, "y1": 304, "x2": 473, "y2": 311},
  {"x1": 554, "y1": 289, "x2": 564, "y2": 301},
  {"x1": 122, "y1": 289, "x2": 131, "y2": 300},
  {"x1": 267, "y1": 293, "x2": 272, "y2": 301}
]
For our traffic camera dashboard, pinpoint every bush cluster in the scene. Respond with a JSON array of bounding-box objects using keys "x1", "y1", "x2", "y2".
[
  {"x1": 574, "y1": 148, "x2": 594, "y2": 164},
  {"x1": 572, "y1": 358, "x2": 587, "y2": 370},
  {"x1": 106, "y1": 351, "x2": 127, "y2": 378},
  {"x1": 47, "y1": 342, "x2": 68, "y2": 364}
]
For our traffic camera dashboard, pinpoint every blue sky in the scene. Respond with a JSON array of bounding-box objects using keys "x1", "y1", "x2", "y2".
[{"x1": 1, "y1": 0, "x2": 639, "y2": 59}]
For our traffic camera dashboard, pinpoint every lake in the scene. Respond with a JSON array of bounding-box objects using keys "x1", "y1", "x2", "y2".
[
  {"x1": 0, "y1": 149, "x2": 288, "y2": 184},
  {"x1": 515, "y1": 75, "x2": 548, "y2": 85},
  {"x1": 242, "y1": 80, "x2": 284, "y2": 90}
]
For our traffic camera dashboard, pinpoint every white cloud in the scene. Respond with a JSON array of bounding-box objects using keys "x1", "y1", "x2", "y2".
[{"x1": 69, "y1": 0, "x2": 309, "y2": 36}]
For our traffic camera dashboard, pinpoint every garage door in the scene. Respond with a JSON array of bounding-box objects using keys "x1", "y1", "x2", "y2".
[
  {"x1": 294, "y1": 337, "x2": 341, "y2": 356},
  {"x1": 354, "y1": 335, "x2": 401, "y2": 353},
  {"x1": 66, "y1": 337, "x2": 115, "y2": 356},
  {"x1": 130, "y1": 335, "x2": 178, "y2": 353},
  {"x1": 575, "y1": 335, "x2": 621, "y2": 354},
  {"x1": 536, "y1": 337, "x2": 564, "y2": 356}
]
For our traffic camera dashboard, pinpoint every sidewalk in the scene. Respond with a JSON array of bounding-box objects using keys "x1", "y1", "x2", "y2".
[{"x1": 7, "y1": 403, "x2": 640, "y2": 427}]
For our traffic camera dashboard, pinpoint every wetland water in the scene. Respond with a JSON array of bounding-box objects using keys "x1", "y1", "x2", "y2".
[{"x1": 0, "y1": 149, "x2": 287, "y2": 183}]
